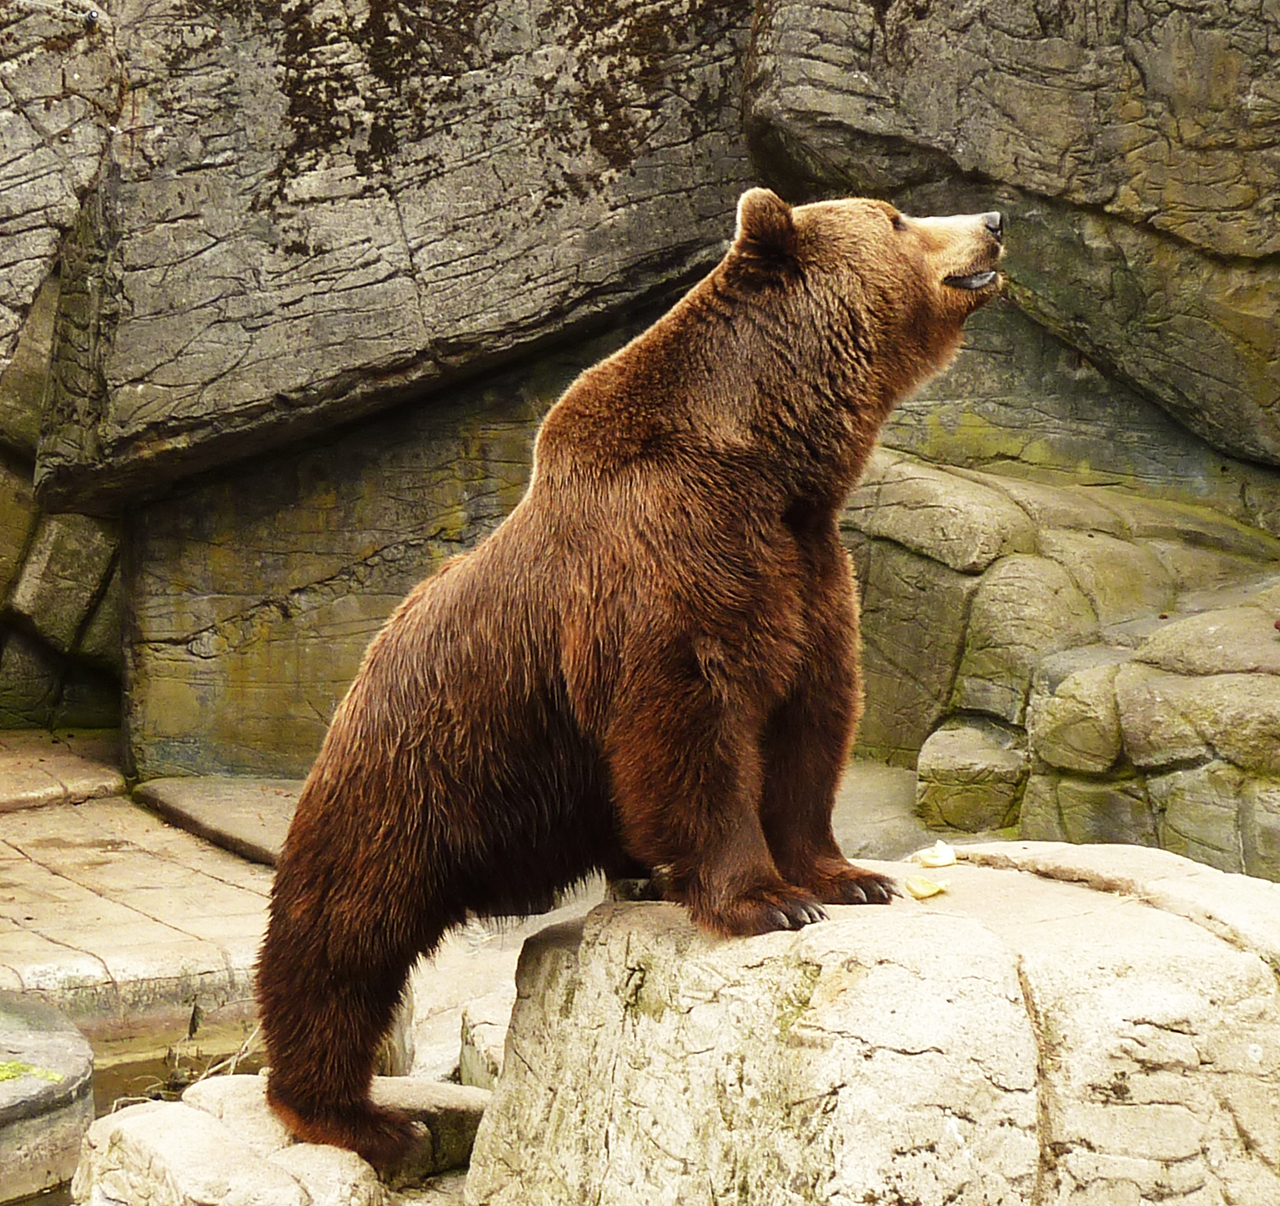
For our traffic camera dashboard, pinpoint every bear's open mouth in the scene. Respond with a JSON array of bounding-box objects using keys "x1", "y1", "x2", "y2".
[{"x1": 943, "y1": 268, "x2": 999, "y2": 291}]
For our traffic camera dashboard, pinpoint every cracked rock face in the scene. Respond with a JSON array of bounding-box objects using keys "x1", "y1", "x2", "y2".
[
  {"x1": 468, "y1": 846, "x2": 1280, "y2": 1206},
  {"x1": 28, "y1": 0, "x2": 750, "y2": 511},
  {"x1": 0, "y1": 3, "x2": 120, "y2": 380},
  {"x1": 743, "y1": 0, "x2": 1280, "y2": 466}
]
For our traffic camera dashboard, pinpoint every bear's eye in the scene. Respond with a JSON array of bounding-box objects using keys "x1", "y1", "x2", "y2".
[{"x1": 890, "y1": 213, "x2": 907, "y2": 232}]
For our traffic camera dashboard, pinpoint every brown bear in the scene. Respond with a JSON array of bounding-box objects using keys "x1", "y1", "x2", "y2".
[{"x1": 256, "y1": 188, "x2": 1004, "y2": 1168}]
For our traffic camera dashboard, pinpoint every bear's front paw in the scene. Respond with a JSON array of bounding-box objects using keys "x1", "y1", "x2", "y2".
[
  {"x1": 695, "y1": 885, "x2": 828, "y2": 937},
  {"x1": 805, "y1": 859, "x2": 898, "y2": 905}
]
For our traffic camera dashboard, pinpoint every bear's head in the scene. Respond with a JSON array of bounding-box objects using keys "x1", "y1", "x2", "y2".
[{"x1": 726, "y1": 188, "x2": 1004, "y2": 408}]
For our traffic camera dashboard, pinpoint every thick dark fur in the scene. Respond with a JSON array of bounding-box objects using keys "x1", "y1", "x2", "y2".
[{"x1": 256, "y1": 189, "x2": 1004, "y2": 1168}]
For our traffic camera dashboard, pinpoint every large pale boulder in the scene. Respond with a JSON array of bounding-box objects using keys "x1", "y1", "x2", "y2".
[
  {"x1": 33, "y1": 0, "x2": 751, "y2": 511},
  {"x1": 742, "y1": 0, "x2": 1280, "y2": 466},
  {"x1": 73, "y1": 1101, "x2": 311, "y2": 1206},
  {"x1": 470, "y1": 906, "x2": 1041, "y2": 1205},
  {"x1": 469, "y1": 845, "x2": 1280, "y2": 1205},
  {"x1": 72, "y1": 1075, "x2": 490, "y2": 1206}
]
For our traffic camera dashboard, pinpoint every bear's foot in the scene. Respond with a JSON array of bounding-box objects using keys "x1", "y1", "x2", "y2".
[
  {"x1": 693, "y1": 885, "x2": 829, "y2": 936},
  {"x1": 802, "y1": 857, "x2": 898, "y2": 905},
  {"x1": 268, "y1": 1089, "x2": 420, "y2": 1172}
]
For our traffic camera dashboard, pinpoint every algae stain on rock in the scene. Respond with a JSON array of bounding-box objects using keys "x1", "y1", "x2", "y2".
[
  {"x1": 773, "y1": 958, "x2": 824, "y2": 1043},
  {"x1": 0, "y1": 1060, "x2": 65, "y2": 1083}
]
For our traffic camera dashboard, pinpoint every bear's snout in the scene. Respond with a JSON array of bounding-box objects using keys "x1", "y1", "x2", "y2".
[{"x1": 982, "y1": 212, "x2": 1004, "y2": 244}]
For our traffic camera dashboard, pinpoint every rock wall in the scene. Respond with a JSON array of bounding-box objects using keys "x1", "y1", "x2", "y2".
[
  {"x1": 32, "y1": 0, "x2": 752, "y2": 513},
  {"x1": 887, "y1": 297, "x2": 1280, "y2": 530},
  {"x1": 842, "y1": 447, "x2": 1280, "y2": 880},
  {"x1": 124, "y1": 320, "x2": 646, "y2": 779},
  {"x1": 0, "y1": 279, "x2": 120, "y2": 730},
  {"x1": 0, "y1": 0, "x2": 755, "y2": 735},
  {"x1": 1, "y1": 0, "x2": 1279, "y2": 894},
  {"x1": 744, "y1": 0, "x2": 1280, "y2": 466}
]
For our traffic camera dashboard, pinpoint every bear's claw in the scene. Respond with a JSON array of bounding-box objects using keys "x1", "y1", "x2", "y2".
[
  {"x1": 769, "y1": 898, "x2": 828, "y2": 930},
  {"x1": 698, "y1": 886, "x2": 830, "y2": 936}
]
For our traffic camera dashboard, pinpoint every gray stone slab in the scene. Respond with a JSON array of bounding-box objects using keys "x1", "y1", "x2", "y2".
[
  {"x1": 134, "y1": 778, "x2": 302, "y2": 867},
  {"x1": 76, "y1": 1077, "x2": 484, "y2": 1205},
  {"x1": 0, "y1": 989, "x2": 93, "y2": 1203},
  {"x1": 0, "y1": 797, "x2": 272, "y2": 1046}
]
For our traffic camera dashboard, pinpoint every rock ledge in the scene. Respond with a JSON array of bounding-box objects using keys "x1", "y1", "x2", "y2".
[{"x1": 470, "y1": 844, "x2": 1280, "y2": 1205}]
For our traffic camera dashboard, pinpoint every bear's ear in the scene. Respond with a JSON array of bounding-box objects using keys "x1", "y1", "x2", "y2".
[{"x1": 732, "y1": 188, "x2": 797, "y2": 260}]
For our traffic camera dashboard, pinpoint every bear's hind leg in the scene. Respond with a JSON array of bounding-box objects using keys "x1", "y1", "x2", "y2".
[
  {"x1": 257, "y1": 793, "x2": 458, "y2": 1172},
  {"x1": 258, "y1": 918, "x2": 437, "y2": 1168}
]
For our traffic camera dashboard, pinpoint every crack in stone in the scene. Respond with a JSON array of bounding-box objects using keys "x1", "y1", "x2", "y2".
[{"x1": 141, "y1": 530, "x2": 461, "y2": 657}]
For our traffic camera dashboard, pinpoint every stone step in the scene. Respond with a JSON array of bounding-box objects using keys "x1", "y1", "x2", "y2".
[
  {"x1": 0, "y1": 797, "x2": 272, "y2": 1052},
  {"x1": 0, "y1": 729, "x2": 124, "y2": 815},
  {"x1": 134, "y1": 777, "x2": 301, "y2": 867}
]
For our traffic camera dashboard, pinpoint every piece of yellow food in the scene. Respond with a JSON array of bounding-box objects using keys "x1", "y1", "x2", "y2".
[
  {"x1": 904, "y1": 875, "x2": 949, "y2": 899},
  {"x1": 914, "y1": 839, "x2": 958, "y2": 868}
]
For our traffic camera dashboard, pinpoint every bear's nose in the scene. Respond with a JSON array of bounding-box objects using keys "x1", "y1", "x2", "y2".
[{"x1": 983, "y1": 212, "x2": 1004, "y2": 244}]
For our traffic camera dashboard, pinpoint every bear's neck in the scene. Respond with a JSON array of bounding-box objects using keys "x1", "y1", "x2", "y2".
[{"x1": 533, "y1": 270, "x2": 901, "y2": 513}]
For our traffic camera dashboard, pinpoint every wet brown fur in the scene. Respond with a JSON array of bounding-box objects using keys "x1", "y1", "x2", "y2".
[{"x1": 256, "y1": 190, "x2": 1004, "y2": 1168}]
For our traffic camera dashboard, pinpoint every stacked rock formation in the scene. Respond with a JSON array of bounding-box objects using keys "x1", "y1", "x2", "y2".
[{"x1": 842, "y1": 449, "x2": 1280, "y2": 878}]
